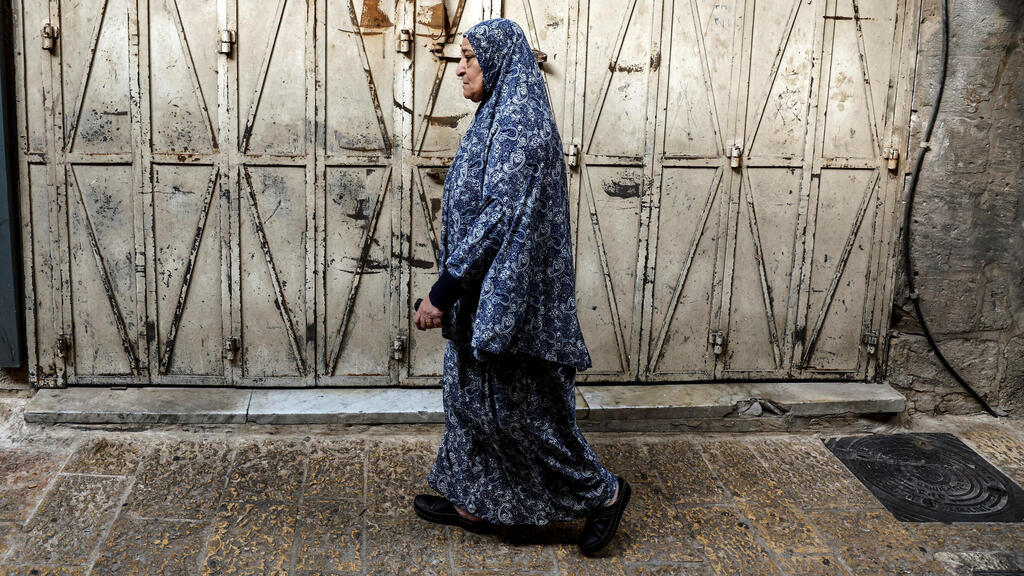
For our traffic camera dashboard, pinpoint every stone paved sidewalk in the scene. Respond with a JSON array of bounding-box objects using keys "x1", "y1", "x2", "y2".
[{"x1": 0, "y1": 392, "x2": 1022, "y2": 575}]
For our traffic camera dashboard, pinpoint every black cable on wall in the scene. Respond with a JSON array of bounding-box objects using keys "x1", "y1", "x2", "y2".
[{"x1": 901, "y1": 0, "x2": 1001, "y2": 417}]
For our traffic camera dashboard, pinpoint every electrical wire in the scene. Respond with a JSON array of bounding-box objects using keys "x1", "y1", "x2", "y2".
[{"x1": 901, "y1": 0, "x2": 1001, "y2": 417}]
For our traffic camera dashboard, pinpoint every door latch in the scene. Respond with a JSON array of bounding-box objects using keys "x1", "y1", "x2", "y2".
[
  {"x1": 728, "y1": 145, "x2": 742, "y2": 169},
  {"x1": 55, "y1": 333, "x2": 72, "y2": 358},
  {"x1": 709, "y1": 331, "x2": 725, "y2": 355},
  {"x1": 397, "y1": 29, "x2": 412, "y2": 54},
  {"x1": 41, "y1": 22, "x2": 59, "y2": 52},
  {"x1": 218, "y1": 29, "x2": 236, "y2": 56},
  {"x1": 567, "y1": 143, "x2": 580, "y2": 170},
  {"x1": 392, "y1": 337, "x2": 407, "y2": 360},
  {"x1": 223, "y1": 337, "x2": 240, "y2": 361},
  {"x1": 882, "y1": 147, "x2": 899, "y2": 172},
  {"x1": 862, "y1": 331, "x2": 879, "y2": 355}
]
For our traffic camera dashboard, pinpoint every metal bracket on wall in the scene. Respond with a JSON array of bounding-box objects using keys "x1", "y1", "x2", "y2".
[
  {"x1": 392, "y1": 337, "x2": 406, "y2": 360},
  {"x1": 883, "y1": 147, "x2": 899, "y2": 172},
  {"x1": 397, "y1": 29, "x2": 412, "y2": 54},
  {"x1": 218, "y1": 29, "x2": 236, "y2": 56},
  {"x1": 41, "y1": 23, "x2": 59, "y2": 51},
  {"x1": 567, "y1": 143, "x2": 580, "y2": 169},
  {"x1": 709, "y1": 331, "x2": 725, "y2": 355},
  {"x1": 862, "y1": 331, "x2": 879, "y2": 355},
  {"x1": 728, "y1": 145, "x2": 742, "y2": 168},
  {"x1": 55, "y1": 334, "x2": 71, "y2": 359},
  {"x1": 223, "y1": 337, "x2": 239, "y2": 362}
]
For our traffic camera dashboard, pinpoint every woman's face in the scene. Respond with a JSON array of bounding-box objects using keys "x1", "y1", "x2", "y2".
[{"x1": 457, "y1": 37, "x2": 484, "y2": 102}]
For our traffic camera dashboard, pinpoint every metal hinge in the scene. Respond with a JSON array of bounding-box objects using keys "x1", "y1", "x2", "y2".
[
  {"x1": 397, "y1": 29, "x2": 412, "y2": 54},
  {"x1": 882, "y1": 146, "x2": 899, "y2": 172},
  {"x1": 862, "y1": 330, "x2": 879, "y2": 355},
  {"x1": 709, "y1": 331, "x2": 725, "y2": 355},
  {"x1": 392, "y1": 337, "x2": 407, "y2": 360},
  {"x1": 55, "y1": 333, "x2": 72, "y2": 358},
  {"x1": 218, "y1": 29, "x2": 236, "y2": 56},
  {"x1": 223, "y1": 337, "x2": 240, "y2": 361},
  {"x1": 728, "y1": 145, "x2": 742, "y2": 168},
  {"x1": 41, "y1": 22, "x2": 59, "y2": 52},
  {"x1": 567, "y1": 143, "x2": 580, "y2": 170}
]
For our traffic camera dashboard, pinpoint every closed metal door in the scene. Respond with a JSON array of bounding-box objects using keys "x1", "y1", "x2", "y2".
[{"x1": 13, "y1": 0, "x2": 914, "y2": 387}]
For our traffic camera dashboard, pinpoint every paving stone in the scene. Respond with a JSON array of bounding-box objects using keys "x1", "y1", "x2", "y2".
[
  {"x1": 701, "y1": 441, "x2": 830, "y2": 555},
  {"x1": 772, "y1": 555, "x2": 852, "y2": 576},
  {"x1": 623, "y1": 563, "x2": 715, "y2": 575},
  {"x1": 554, "y1": 543, "x2": 629, "y2": 576},
  {"x1": 453, "y1": 529, "x2": 555, "y2": 573},
  {"x1": 612, "y1": 483, "x2": 705, "y2": 564},
  {"x1": 125, "y1": 440, "x2": 232, "y2": 520},
  {"x1": 294, "y1": 500, "x2": 363, "y2": 573},
  {"x1": 960, "y1": 424, "x2": 1024, "y2": 471},
  {"x1": 366, "y1": 440, "x2": 436, "y2": 518},
  {"x1": 806, "y1": 509, "x2": 950, "y2": 575},
  {"x1": 0, "y1": 448, "x2": 66, "y2": 522},
  {"x1": 91, "y1": 516, "x2": 206, "y2": 575},
  {"x1": 304, "y1": 440, "x2": 364, "y2": 500},
  {"x1": 225, "y1": 441, "x2": 306, "y2": 503},
  {"x1": 0, "y1": 567, "x2": 88, "y2": 576},
  {"x1": 202, "y1": 502, "x2": 297, "y2": 576},
  {"x1": 591, "y1": 441, "x2": 654, "y2": 483},
  {"x1": 749, "y1": 437, "x2": 882, "y2": 510},
  {"x1": 908, "y1": 522, "x2": 1024, "y2": 553},
  {"x1": 646, "y1": 441, "x2": 727, "y2": 505},
  {"x1": 0, "y1": 522, "x2": 16, "y2": 556},
  {"x1": 8, "y1": 475, "x2": 129, "y2": 564},
  {"x1": 682, "y1": 506, "x2": 783, "y2": 576},
  {"x1": 365, "y1": 514, "x2": 451, "y2": 576},
  {"x1": 935, "y1": 550, "x2": 1024, "y2": 576},
  {"x1": 63, "y1": 438, "x2": 143, "y2": 476}
]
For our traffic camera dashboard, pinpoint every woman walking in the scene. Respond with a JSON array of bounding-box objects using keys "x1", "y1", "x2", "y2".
[{"x1": 411, "y1": 18, "x2": 630, "y2": 555}]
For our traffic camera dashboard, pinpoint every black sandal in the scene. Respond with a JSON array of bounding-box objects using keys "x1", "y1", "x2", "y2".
[
  {"x1": 413, "y1": 494, "x2": 493, "y2": 534},
  {"x1": 578, "y1": 476, "x2": 631, "y2": 555}
]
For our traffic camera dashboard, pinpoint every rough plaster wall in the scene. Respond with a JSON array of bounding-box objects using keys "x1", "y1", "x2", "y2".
[{"x1": 887, "y1": 0, "x2": 1023, "y2": 415}]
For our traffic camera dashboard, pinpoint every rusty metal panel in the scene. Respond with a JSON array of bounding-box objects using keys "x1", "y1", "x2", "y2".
[
  {"x1": 144, "y1": 0, "x2": 226, "y2": 384},
  {"x1": 569, "y1": 0, "x2": 656, "y2": 383},
  {"x1": 794, "y1": 0, "x2": 905, "y2": 376},
  {"x1": 56, "y1": 0, "x2": 145, "y2": 382},
  {"x1": 717, "y1": 0, "x2": 819, "y2": 379},
  {"x1": 233, "y1": 0, "x2": 314, "y2": 385},
  {"x1": 319, "y1": 0, "x2": 398, "y2": 385},
  {"x1": 643, "y1": 0, "x2": 741, "y2": 381}
]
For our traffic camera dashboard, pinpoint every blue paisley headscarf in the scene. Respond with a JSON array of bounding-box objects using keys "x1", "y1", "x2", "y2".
[{"x1": 439, "y1": 18, "x2": 592, "y2": 370}]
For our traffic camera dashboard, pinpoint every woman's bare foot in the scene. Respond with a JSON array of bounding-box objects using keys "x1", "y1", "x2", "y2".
[
  {"x1": 604, "y1": 480, "x2": 619, "y2": 507},
  {"x1": 455, "y1": 505, "x2": 483, "y2": 522}
]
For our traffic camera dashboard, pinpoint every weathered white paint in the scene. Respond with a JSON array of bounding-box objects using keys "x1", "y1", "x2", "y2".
[{"x1": 13, "y1": 0, "x2": 916, "y2": 387}]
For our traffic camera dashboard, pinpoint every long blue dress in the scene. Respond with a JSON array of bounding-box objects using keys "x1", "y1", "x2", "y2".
[{"x1": 427, "y1": 18, "x2": 616, "y2": 526}]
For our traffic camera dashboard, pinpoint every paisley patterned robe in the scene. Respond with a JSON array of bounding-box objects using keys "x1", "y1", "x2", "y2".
[{"x1": 427, "y1": 18, "x2": 615, "y2": 526}]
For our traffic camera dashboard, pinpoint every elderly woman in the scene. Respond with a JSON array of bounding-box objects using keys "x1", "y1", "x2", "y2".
[{"x1": 410, "y1": 18, "x2": 630, "y2": 555}]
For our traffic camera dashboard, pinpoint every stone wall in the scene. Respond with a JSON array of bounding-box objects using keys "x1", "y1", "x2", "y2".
[{"x1": 886, "y1": 0, "x2": 1023, "y2": 415}]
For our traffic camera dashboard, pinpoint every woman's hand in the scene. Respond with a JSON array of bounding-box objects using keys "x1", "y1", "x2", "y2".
[{"x1": 414, "y1": 295, "x2": 444, "y2": 330}]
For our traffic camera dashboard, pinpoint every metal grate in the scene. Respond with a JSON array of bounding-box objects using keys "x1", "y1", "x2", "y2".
[{"x1": 826, "y1": 433, "x2": 1024, "y2": 523}]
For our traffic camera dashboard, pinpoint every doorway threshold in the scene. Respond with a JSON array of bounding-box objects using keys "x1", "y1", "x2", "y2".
[{"x1": 23, "y1": 382, "x2": 905, "y2": 426}]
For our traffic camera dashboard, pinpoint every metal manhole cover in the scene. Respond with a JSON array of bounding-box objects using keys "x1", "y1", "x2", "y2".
[{"x1": 826, "y1": 433, "x2": 1024, "y2": 523}]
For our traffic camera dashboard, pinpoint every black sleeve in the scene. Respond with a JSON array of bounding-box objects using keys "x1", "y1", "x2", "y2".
[{"x1": 428, "y1": 269, "x2": 464, "y2": 312}]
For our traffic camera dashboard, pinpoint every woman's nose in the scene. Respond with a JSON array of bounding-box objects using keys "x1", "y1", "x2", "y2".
[{"x1": 456, "y1": 61, "x2": 466, "y2": 76}]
